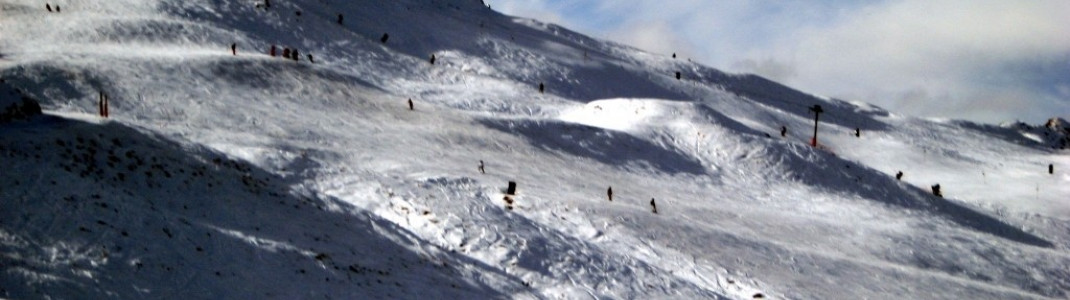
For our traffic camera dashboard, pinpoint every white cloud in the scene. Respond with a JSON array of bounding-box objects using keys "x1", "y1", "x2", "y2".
[{"x1": 489, "y1": 0, "x2": 1070, "y2": 123}]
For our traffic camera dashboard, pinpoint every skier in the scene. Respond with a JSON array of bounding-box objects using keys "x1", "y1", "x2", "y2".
[
  {"x1": 1050, "y1": 164, "x2": 1054, "y2": 175},
  {"x1": 292, "y1": 49, "x2": 299, "y2": 61},
  {"x1": 307, "y1": 54, "x2": 314, "y2": 63},
  {"x1": 780, "y1": 126, "x2": 787, "y2": 137},
  {"x1": 380, "y1": 33, "x2": 389, "y2": 44},
  {"x1": 931, "y1": 184, "x2": 942, "y2": 198},
  {"x1": 478, "y1": 160, "x2": 485, "y2": 174},
  {"x1": 855, "y1": 128, "x2": 860, "y2": 137},
  {"x1": 270, "y1": 44, "x2": 276, "y2": 57},
  {"x1": 607, "y1": 187, "x2": 613, "y2": 202},
  {"x1": 231, "y1": 43, "x2": 236, "y2": 55},
  {"x1": 337, "y1": 14, "x2": 344, "y2": 25},
  {"x1": 895, "y1": 171, "x2": 903, "y2": 180},
  {"x1": 55, "y1": 5, "x2": 60, "y2": 12},
  {"x1": 538, "y1": 83, "x2": 545, "y2": 94},
  {"x1": 46, "y1": 3, "x2": 52, "y2": 12},
  {"x1": 407, "y1": 98, "x2": 414, "y2": 111},
  {"x1": 650, "y1": 198, "x2": 658, "y2": 214},
  {"x1": 282, "y1": 48, "x2": 290, "y2": 59},
  {"x1": 429, "y1": 54, "x2": 436, "y2": 65},
  {"x1": 675, "y1": 71, "x2": 681, "y2": 80}
]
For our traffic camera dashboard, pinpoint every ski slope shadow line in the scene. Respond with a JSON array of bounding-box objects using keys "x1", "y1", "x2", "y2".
[
  {"x1": 0, "y1": 116, "x2": 522, "y2": 299},
  {"x1": 478, "y1": 118, "x2": 707, "y2": 175},
  {"x1": 787, "y1": 146, "x2": 1054, "y2": 248}
]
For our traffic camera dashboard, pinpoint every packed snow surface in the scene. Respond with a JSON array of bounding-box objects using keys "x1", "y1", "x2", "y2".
[{"x1": 2, "y1": 0, "x2": 1068, "y2": 299}]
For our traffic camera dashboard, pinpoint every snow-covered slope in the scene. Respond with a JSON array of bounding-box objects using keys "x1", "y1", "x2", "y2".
[{"x1": 2, "y1": 0, "x2": 1068, "y2": 299}]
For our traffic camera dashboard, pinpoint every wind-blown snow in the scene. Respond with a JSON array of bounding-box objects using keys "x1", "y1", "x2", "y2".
[{"x1": 2, "y1": 0, "x2": 1068, "y2": 299}]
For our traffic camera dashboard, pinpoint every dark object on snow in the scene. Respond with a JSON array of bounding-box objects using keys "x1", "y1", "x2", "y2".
[
  {"x1": 506, "y1": 181, "x2": 517, "y2": 195},
  {"x1": 855, "y1": 127, "x2": 860, "y2": 137},
  {"x1": 295, "y1": 10, "x2": 301, "y2": 17},
  {"x1": 429, "y1": 54, "x2": 436, "y2": 65},
  {"x1": 337, "y1": 14, "x2": 344, "y2": 25},
  {"x1": 1050, "y1": 164, "x2": 1054, "y2": 175},
  {"x1": 809, "y1": 104, "x2": 824, "y2": 147},
  {"x1": 231, "y1": 43, "x2": 236, "y2": 55},
  {"x1": 931, "y1": 184, "x2": 942, "y2": 198},
  {"x1": 538, "y1": 83, "x2": 545, "y2": 94},
  {"x1": 380, "y1": 33, "x2": 389, "y2": 44},
  {"x1": 98, "y1": 91, "x2": 110, "y2": 118},
  {"x1": 675, "y1": 71, "x2": 681, "y2": 80},
  {"x1": 55, "y1": 5, "x2": 60, "y2": 12},
  {"x1": 672, "y1": 53, "x2": 676, "y2": 59},
  {"x1": 264, "y1": 0, "x2": 270, "y2": 8},
  {"x1": 478, "y1": 160, "x2": 485, "y2": 174},
  {"x1": 307, "y1": 54, "x2": 314, "y2": 63},
  {"x1": 650, "y1": 198, "x2": 658, "y2": 214},
  {"x1": 780, "y1": 126, "x2": 787, "y2": 137},
  {"x1": 895, "y1": 171, "x2": 903, "y2": 180},
  {"x1": 607, "y1": 187, "x2": 613, "y2": 201},
  {"x1": 292, "y1": 49, "x2": 299, "y2": 61},
  {"x1": 407, "y1": 98, "x2": 413, "y2": 111},
  {"x1": 752, "y1": 293, "x2": 765, "y2": 299},
  {"x1": 46, "y1": 3, "x2": 52, "y2": 12},
  {"x1": 270, "y1": 44, "x2": 276, "y2": 57},
  {"x1": 282, "y1": 48, "x2": 291, "y2": 59},
  {"x1": 503, "y1": 196, "x2": 514, "y2": 210}
]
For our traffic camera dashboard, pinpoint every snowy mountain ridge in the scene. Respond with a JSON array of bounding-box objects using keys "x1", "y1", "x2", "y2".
[{"x1": 2, "y1": 0, "x2": 1069, "y2": 299}]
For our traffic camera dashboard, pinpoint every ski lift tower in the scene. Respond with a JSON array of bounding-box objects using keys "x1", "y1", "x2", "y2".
[{"x1": 809, "y1": 104, "x2": 824, "y2": 147}]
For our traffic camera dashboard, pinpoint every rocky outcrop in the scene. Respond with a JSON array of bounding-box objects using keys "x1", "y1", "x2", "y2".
[{"x1": 0, "y1": 80, "x2": 43, "y2": 123}]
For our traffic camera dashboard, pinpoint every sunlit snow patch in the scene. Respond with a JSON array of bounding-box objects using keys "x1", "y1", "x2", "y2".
[{"x1": 558, "y1": 98, "x2": 667, "y2": 132}]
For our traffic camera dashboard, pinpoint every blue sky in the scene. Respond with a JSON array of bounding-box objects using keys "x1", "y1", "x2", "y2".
[{"x1": 488, "y1": 0, "x2": 1070, "y2": 123}]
